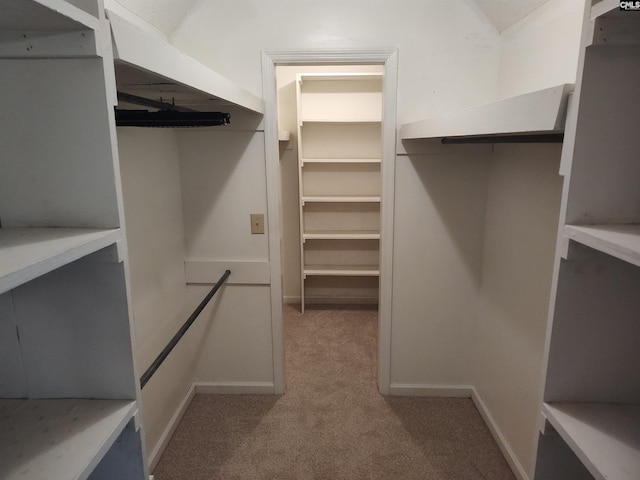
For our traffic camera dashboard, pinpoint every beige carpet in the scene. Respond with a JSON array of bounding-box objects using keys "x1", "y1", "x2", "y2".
[{"x1": 153, "y1": 304, "x2": 516, "y2": 479}]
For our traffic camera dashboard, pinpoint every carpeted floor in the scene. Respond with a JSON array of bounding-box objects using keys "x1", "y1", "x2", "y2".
[{"x1": 152, "y1": 304, "x2": 516, "y2": 479}]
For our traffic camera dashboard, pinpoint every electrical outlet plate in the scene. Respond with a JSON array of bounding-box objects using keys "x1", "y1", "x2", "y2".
[{"x1": 250, "y1": 213, "x2": 265, "y2": 234}]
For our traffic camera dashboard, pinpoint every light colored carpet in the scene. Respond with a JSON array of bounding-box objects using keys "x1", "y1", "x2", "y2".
[{"x1": 153, "y1": 304, "x2": 516, "y2": 479}]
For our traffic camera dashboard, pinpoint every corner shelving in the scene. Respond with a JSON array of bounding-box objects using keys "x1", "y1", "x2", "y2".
[
  {"x1": 0, "y1": 1, "x2": 146, "y2": 479},
  {"x1": 296, "y1": 72, "x2": 383, "y2": 312},
  {"x1": 533, "y1": 2, "x2": 640, "y2": 479},
  {"x1": 399, "y1": 83, "x2": 573, "y2": 141}
]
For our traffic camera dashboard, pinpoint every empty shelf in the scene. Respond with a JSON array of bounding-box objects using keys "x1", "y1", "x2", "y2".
[
  {"x1": 302, "y1": 158, "x2": 381, "y2": 165},
  {"x1": 302, "y1": 196, "x2": 381, "y2": 204},
  {"x1": 0, "y1": 228, "x2": 121, "y2": 294},
  {"x1": 400, "y1": 84, "x2": 573, "y2": 140},
  {"x1": 304, "y1": 265, "x2": 380, "y2": 277},
  {"x1": 542, "y1": 402, "x2": 640, "y2": 480},
  {"x1": 0, "y1": 398, "x2": 137, "y2": 480},
  {"x1": 303, "y1": 230, "x2": 380, "y2": 240},
  {"x1": 564, "y1": 224, "x2": 640, "y2": 267}
]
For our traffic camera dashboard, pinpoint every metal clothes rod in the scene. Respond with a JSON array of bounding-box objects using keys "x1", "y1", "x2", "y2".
[
  {"x1": 140, "y1": 269, "x2": 231, "y2": 389},
  {"x1": 441, "y1": 133, "x2": 564, "y2": 144}
]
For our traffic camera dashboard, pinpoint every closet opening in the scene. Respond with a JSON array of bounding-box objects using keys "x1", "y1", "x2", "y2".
[{"x1": 262, "y1": 50, "x2": 398, "y2": 395}]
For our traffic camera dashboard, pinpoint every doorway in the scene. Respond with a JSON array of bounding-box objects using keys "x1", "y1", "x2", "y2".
[{"x1": 262, "y1": 50, "x2": 398, "y2": 396}]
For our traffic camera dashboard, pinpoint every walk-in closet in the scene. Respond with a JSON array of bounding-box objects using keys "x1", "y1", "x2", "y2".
[{"x1": 4, "y1": 1, "x2": 635, "y2": 479}]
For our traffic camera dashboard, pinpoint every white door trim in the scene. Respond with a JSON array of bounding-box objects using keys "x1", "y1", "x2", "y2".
[{"x1": 261, "y1": 49, "x2": 398, "y2": 395}]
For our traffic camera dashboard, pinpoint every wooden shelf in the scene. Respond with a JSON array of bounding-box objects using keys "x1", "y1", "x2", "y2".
[
  {"x1": 302, "y1": 158, "x2": 381, "y2": 165},
  {"x1": 301, "y1": 119, "x2": 381, "y2": 125},
  {"x1": 298, "y1": 73, "x2": 383, "y2": 83},
  {"x1": 0, "y1": 228, "x2": 121, "y2": 295},
  {"x1": 278, "y1": 130, "x2": 291, "y2": 142},
  {"x1": 302, "y1": 195, "x2": 381, "y2": 205},
  {"x1": 400, "y1": 84, "x2": 573, "y2": 140},
  {"x1": 564, "y1": 224, "x2": 640, "y2": 267},
  {"x1": 108, "y1": 10, "x2": 264, "y2": 114},
  {"x1": 542, "y1": 402, "x2": 640, "y2": 480},
  {"x1": 303, "y1": 230, "x2": 380, "y2": 241},
  {"x1": 0, "y1": 0, "x2": 100, "y2": 32},
  {"x1": 303, "y1": 264, "x2": 380, "y2": 277},
  {"x1": 0, "y1": 398, "x2": 137, "y2": 480}
]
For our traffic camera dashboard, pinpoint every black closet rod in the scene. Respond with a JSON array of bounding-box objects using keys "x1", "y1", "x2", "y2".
[
  {"x1": 140, "y1": 269, "x2": 231, "y2": 389},
  {"x1": 441, "y1": 133, "x2": 564, "y2": 144}
]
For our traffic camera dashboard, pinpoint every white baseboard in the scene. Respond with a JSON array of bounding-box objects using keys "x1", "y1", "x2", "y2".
[
  {"x1": 148, "y1": 383, "x2": 196, "y2": 471},
  {"x1": 283, "y1": 295, "x2": 379, "y2": 306},
  {"x1": 194, "y1": 381, "x2": 276, "y2": 395},
  {"x1": 388, "y1": 383, "x2": 473, "y2": 397},
  {"x1": 471, "y1": 388, "x2": 529, "y2": 480}
]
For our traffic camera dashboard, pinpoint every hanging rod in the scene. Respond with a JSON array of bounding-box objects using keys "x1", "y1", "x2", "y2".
[
  {"x1": 441, "y1": 133, "x2": 564, "y2": 144},
  {"x1": 115, "y1": 109, "x2": 231, "y2": 128},
  {"x1": 140, "y1": 269, "x2": 231, "y2": 389},
  {"x1": 117, "y1": 91, "x2": 197, "y2": 112}
]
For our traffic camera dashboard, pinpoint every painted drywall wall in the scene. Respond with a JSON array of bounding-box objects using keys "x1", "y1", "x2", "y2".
[
  {"x1": 276, "y1": 64, "x2": 384, "y2": 303},
  {"x1": 392, "y1": 142, "x2": 491, "y2": 390},
  {"x1": 117, "y1": 127, "x2": 197, "y2": 462},
  {"x1": 177, "y1": 127, "x2": 275, "y2": 386},
  {"x1": 170, "y1": 0, "x2": 501, "y2": 124},
  {"x1": 475, "y1": 145, "x2": 563, "y2": 476},
  {"x1": 497, "y1": 0, "x2": 583, "y2": 98},
  {"x1": 470, "y1": 1, "x2": 583, "y2": 476}
]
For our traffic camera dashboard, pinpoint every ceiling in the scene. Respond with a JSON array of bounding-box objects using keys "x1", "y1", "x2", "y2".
[
  {"x1": 113, "y1": 0, "x2": 551, "y2": 36},
  {"x1": 473, "y1": 0, "x2": 551, "y2": 31}
]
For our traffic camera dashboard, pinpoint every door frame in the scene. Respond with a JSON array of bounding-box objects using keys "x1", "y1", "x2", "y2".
[{"x1": 261, "y1": 49, "x2": 398, "y2": 395}]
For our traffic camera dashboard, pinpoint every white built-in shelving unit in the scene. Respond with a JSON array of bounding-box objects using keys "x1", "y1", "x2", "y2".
[
  {"x1": 0, "y1": 1, "x2": 146, "y2": 479},
  {"x1": 533, "y1": 2, "x2": 640, "y2": 479},
  {"x1": 296, "y1": 73, "x2": 383, "y2": 312}
]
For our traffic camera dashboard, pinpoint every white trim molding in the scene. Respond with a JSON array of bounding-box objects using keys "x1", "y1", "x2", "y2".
[
  {"x1": 388, "y1": 383, "x2": 474, "y2": 398},
  {"x1": 261, "y1": 48, "x2": 398, "y2": 396}
]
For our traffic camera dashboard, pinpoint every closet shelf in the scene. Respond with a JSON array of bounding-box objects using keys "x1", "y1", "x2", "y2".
[
  {"x1": 303, "y1": 230, "x2": 380, "y2": 241},
  {"x1": 107, "y1": 10, "x2": 264, "y2": 114},
  {"x1": 564, "y1": 224, "x2": 640, "y2": 267},
  {"x1": 303, "y1": 264, "x2": 380, "y2": 277},
  {"x1": 301, "y1": 158, "x2": 381, "y2": 165},
  {"x1": 0, "y1": 228, "x2": 121, "y2": 295},
  {"x1": 400, "y1": 83, "x2": 573, "y2": 140},
  {"x1": 0, "y1": 398, "x2": 137, "y2": 480},
  {"x1": 542, "y1": 402, "x2": 640, "y2": 480},
  {"x1": 298, "y1": 73, "x2": 383, "y2": 83},
  {"x1": 2, "y1": 0, "x2": 100, "y2": 32},
  {"x1": 278, "y1": 130, "x2": 291, "y2": 142},
  {"x1": 301, "y1": 119, "x2": 381, "y2": 125},
  {"x1": 302, "y1": 195, "x2": 381, "y2": 205}
]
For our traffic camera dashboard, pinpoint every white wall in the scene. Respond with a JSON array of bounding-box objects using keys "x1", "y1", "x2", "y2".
[
  {"x1": 171, "y1": 0, "x2": 501, "y2": 124},
  {"x1": 497, "y1": 0, "x2": 583, "y2": 98},
  {"x1": 117, "y1": 128, "x2": 196, "y2": 463},
  {"x1": 473, "y1": 1, "x2": 583, "y2": 476}
]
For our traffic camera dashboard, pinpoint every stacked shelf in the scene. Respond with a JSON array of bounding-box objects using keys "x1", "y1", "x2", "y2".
[
  {"x1": 534, "y1": 2, "x2": 640, "y2": 479},
  {"x1": 296, "y1": 72, "x2": 383, "y2": 311},
  {"x1": 0, "y1": 1, "x2": 146, "y2": 479}
]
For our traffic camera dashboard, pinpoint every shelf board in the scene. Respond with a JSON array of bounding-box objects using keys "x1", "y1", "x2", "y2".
[
  {"x1": 301, "y1": 119, "x2": 381, "y2": 125},
  {"x1": 0, "y1": 398, "x2": 137, "y2": 480},
  {"x1": 302, "y1": 158, "x2": 381, "y2": 165},
  {"x1": 303, "y1": 230, "x2": 380, "y2": 240},
  {"x1": 302, "y1": 196, "x2": 381, "y2": 205},
  {"x1": 0, "y1": 227, "x2": 121, "y2": 294},
  {"x1": 0, "y1": 0, "x2": 100, "y2": 31},
  {"x1": 564, "y1": 224, "x2": 640, "y2": 267},
  {"x1": 298, "y1": 73, "x2": 383, "y2": 83},
  {"x1": 304, "y1": 264, "x2": 380, "y2": 277},
  {"x1": 278, "y1": 130, "x2": 291, "y2": 142},
  {"x1": 542, "y1": 402, "x2": 640, "y2": 480},
  {"x1": 108, "y1": 10, "x2": 264, "y2": 114},
  {"x1": 400, "y1": 83, "x2": 573, "y2": 140}
]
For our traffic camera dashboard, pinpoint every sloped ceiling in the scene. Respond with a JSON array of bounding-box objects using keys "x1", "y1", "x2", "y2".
[
  {"x1": 473, "y1": 0, "x2": 550, "y2": 31},
  {"x1": 114, "y1": 0, "x2": 551, "y2": 36},
  {"x1": 113, "y1": 0, "x2": 198, "y2": 35}
]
